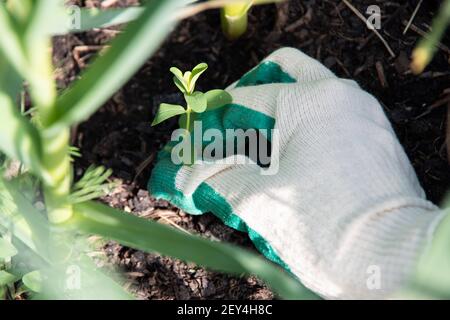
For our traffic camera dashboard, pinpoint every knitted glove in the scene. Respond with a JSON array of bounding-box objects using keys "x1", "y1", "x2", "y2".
[{"x1": 148, "y1": 47, "x2": 447, "y2": 299}]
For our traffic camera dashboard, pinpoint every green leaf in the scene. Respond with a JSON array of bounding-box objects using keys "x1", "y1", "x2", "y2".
[
  {"x1": 54, "y1": 7, "x2": 145, "y2": 35},
  {"x1": 411, "y1": 0, "x2": 450, "y2": 73},
  {"x1": 46, "y1": 0, "x2": 184, "y2": 131},
  {"x1": 205, "y1": 89, "x2": 233, "y2": 110},
  {"x1": 0, "y1": 4, "x2": 28, "y2": 81},
  {"x1": 22, "y1": 1, "x2": 66, "y2": 39},
  {"x1": 405, "y1": 205, "x2": 450, "y2": 298},
  {"x1": 183, "y1": 71, "x2": 192, "y2": 89},
  {"x1": 0, "y1": 54, "x2": 49, "y2": 183},
  {"x1": 25, "y1": 1, "x2": 64, "y2": 108},
  {"x1": 69, "y1": 201, "x2": 317, "y2": 300},
  {"x1": 23, "y1": 270, "x2": 43, "y2": 293},
  {"x1": 170, "y1": 66, "x2": 189, "y2": 93},
  {"x1": 185, "y1": 92, "x2": 207, "y2": 113},
  {"x1": 0, "y1": 94, "x2": 46, "y2": 182},
  {"x1": 70, "y1": 165, "x2": 114, "y2": 204},
  {"x1": 188, "y1": 62, "x2": 208, "y2": 93},
  {"x1": 69, "y1": 146, "x2": 82, "y2": 159},
  {"x1": 173, "y1": 76, "x2": 187, "y2": 93},
  {"x1": 31, "y1": 258, "x2": 133, "y2": 300},
  {"x1": 1, "y1": 1, "x2": 64, "y2": 109},
  {"x1": 0, "y1": 237, "x2": 18, "y2": 259},
  {"x1": 0, "y1": 271, "x2": 18, "y2": 286},
  {"x1": 0, "y1": 177, "x2": 51, "y2": 263},
  {"x1": 170, "y1": 66, "x2": 184, "y2": 81},
  {"x1": 50, "y1": 2, "x2": 200, "y2": 35},
  {"x1": 152, "y1": 103, "x2": 186, "y2": 126},
  {"x1": 73, "y1": 165, "x2": 113, "y2": 190}
]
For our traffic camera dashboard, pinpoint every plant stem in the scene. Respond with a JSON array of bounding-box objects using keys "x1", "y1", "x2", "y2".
[
  {"x1": 186, "y1": 107, "x2": 191, "y2": 133},
  {"x1": 42, "y1": 128, "x2": 73, "y2": 224},
  {"x1": 220, "y1": 2, "x2": 251, "y2": 40},
  {"x1": 32, "y1": 36, "x2": 73, "y2": 225},
  {"x1": 183, "y1": 106, "x2": 196, "y2": 165}
]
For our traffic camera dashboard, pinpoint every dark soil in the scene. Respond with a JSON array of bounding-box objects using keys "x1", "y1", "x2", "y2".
[{"x1": 53, "y1": 0, "x2": 450, "y2": 299}]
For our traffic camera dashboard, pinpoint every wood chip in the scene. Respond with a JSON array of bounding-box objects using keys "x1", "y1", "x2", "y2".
[{"x1": 375, "y1": 61, "x2": 388, "y2": 88}]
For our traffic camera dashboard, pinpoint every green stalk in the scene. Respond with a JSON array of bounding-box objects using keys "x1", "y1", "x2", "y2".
[
  {"x1": 185, "y1": 106, "x2": 192, "y2": 133},
  {"x1": 184, "y1": 106, "x2": 194, "y2": 165},
  {"x1": 36, "y1": 39, "x2": 72, "y2": 225},
  {"x1": 42, "y1": 125, "x2": 74, "y2": 261},
  {"x1": 411, "y1": 0, "x2": 450, "y2": 74},
  {"x1": 41, "y1": 128, "x2": 73, "y2": 224},
  {"x1": 220, "y1": 1, "x2": 253, "y2": 40}
]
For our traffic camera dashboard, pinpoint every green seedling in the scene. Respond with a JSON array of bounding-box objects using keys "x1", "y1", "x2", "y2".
[{"x1": 151, "y1": 63, "x2": 232, "y2": 133}]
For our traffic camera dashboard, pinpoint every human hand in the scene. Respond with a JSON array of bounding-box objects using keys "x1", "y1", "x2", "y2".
[{"x1": 148, "y1": 48, "x2": 446, "y2": 299}]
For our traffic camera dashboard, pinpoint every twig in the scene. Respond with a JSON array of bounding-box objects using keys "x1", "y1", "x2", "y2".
[
  {"x1": 73, "y1": 45, "x2": 108, "y2": 68},
  {"x1": 403, "y1": 0, "x2": 423, "y2": 34},
  {"x1": 414, "y1": 90, "x2": 450, "y2": 120},
  {"x1": 285, "y1": 7, "x2": 312, "y2": 32},
  {"x1": 432, "y1": 95, "x2": 450, "y2": 109},
  {"x1": 335, "y1": 57, "x2": 351, "y2": 77},
  {"x1": 93, "y1": 28, "x2": 122, "y2": 36},
  {"x1": 101, "y1": 0, "x2": 119, "y2": 8},
  {"x1": 149, "y1": 209, "x2": 191, "y2": 234},
  {"x1": 358, "y1": 4, "x2": 406, "y2": 50},
  {"x1": 342, "y1": 0, "x2": 395, "y2": 58},
  {"x1": 133, "y1": 152, "x2": 155, "y2": 184},
  {"x1": 375, "y1": 61, "x2": 388, "y2": 88}
]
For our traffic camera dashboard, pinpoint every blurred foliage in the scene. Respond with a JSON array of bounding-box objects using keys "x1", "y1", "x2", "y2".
[
  {"x1": 0, "y1": 0, "x2": 314, "y2": 300},
  {"x1": 411, "y1": 0, "x2": 450, "y2": 73}
]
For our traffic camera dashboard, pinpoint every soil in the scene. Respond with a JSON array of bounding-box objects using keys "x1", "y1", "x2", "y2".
[{"x1": 52, "y1": 0, "x2": 450, "y2": 299}]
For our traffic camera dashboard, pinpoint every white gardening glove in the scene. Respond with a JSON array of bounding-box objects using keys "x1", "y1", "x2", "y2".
[{"x1": 149, "y1": 48, "x2": 447, "y2": 299}]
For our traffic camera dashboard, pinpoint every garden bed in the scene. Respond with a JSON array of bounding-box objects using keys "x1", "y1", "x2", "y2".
[{"x1": 53, "y1": 0, "x2": 450, "y2": 299}]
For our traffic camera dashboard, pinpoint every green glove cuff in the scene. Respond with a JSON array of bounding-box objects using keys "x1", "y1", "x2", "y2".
[{"x1": 148, "y1": 60, "x2": 296, "y2": 269}]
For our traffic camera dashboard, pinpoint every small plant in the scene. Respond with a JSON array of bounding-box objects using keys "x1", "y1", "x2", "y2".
[{"x1": 151, "y1": 63, "x2": 232, "y2": 132}]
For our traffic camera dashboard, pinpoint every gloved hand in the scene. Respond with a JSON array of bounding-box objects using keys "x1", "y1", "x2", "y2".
[{"x1": 148, "y1": 47, "x2": 447, "y2": 299}]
